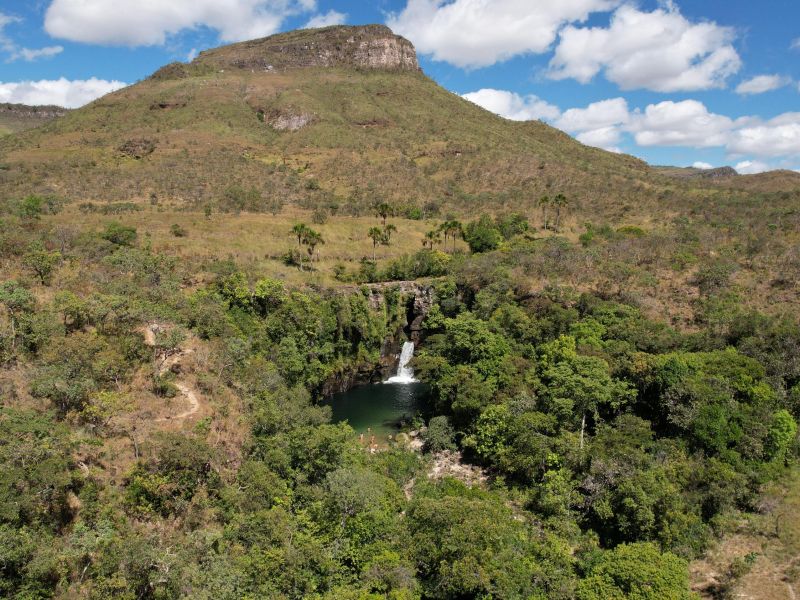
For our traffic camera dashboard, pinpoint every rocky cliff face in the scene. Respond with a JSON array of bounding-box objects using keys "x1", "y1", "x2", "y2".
[
  {"x1": 320, "y1": 282, "x2": 435, "y2": 396},
  {"x1": 0, "y1": 104, "x2": 68, "y2": 120},
  {"x1": 0, "y1": 104, "x2": 69, "y2": 134},
  {"x1": 196, "y1": 25, "x2": 419, "y2": 72}
]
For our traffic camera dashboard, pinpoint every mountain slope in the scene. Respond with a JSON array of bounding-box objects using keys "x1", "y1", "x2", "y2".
[{"x1": 0, "y1": 25, "x2": 797, "y2": 220}]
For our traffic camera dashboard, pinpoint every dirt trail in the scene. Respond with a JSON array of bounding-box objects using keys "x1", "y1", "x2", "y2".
[{"x1": 143, "y1": 324, "x2": 203, "y2": 423}]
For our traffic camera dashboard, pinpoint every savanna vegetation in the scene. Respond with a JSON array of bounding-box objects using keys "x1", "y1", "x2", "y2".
[
  {"x1": 1, "y1": 184, "x2": 798, "y2": 599},
  {"x1": 1, "y1": 23, "x2": 799, "y2": 600}
]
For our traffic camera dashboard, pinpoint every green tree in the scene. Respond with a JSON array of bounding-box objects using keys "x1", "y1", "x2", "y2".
[
  {"x1": 368, "y1": 226, "x2": 385, "y2": 261},
  {"x1": 101, "y1": 221, "x2": 137, "y2": 247},
  {"x1": 538, "y1": 195, "x2": 551, "y2": 230},
  {"x1": 15, "y1": 194, "x2": 44, "y2": 223},
  {"x1": 424, "y1": 415, "x2": 457, "y2": 452},
  {"x1": 374, "y1": 202, "x2": 393, "y2": 226},
  {"x1": 766, "y1": 409, "x2": 797, "y2": 462},
  {"x1": 290, "y1": 223, "x2": 309, "y2": 248},
  {"x1": 304, "y1": 228, "x2": 324, "y2": 265},
  {"x1": 463, "y1": 215, "x2": 502, "y2": 254},
  {"x1": 0, "y1": 280, "x2": 34, "y2": 356},
  {"x1": 22, "y1": 242, "x2": 61, "y2": 285},
  {"x1": 538, "y1": 336, "x2": 635, "y2": 450},
  {"x1": 553, "y1": 193, "x2": 569, "y2": 231},
  {"x1": 576, "y1": 542, "x2": 696, "y2": 600}
]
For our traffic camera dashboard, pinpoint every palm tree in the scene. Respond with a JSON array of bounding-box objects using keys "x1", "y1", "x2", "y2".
[
  {"x1": 383, "y1": 223, "x2": 397, "y2": 243},
  {"x1": 538, "y1": 196, "x2": 551, "y2": 230},
  {"x1": 291, "y1": 223, "x2": 309, "y2": 248},
  {"x1": 367, "y1": 226, "x2": 384, "y2": 261},
  {"x1": 423, "y1": 229, "x2": 441, "y2": 249},
  {"x1": 304, "y1": 230, "x2": 324, "y2": 265},
  {"x1": 374, "y1": 202, "x2": 393, "y2": 226},
  {"x1": 445, "y1": 220, "x2": 462, "y2": 252},
  {"x1": 553, "y1": 194, "x2": 569, "y2": 232}
]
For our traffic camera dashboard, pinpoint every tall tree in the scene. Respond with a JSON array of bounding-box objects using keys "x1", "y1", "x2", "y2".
[
  {"x1": 0, "y1": 281, "x2": 34, "y2": 356},
  {"x1": 304, "y1": 229, "x2": 324, "y2": 264},
  {"x1": 445, "y1": 220, "x2": 462, "y2": 252},
  {"x1": 553, "y1": 194, "x2": 569, "y2": 232},
  {"x1": 538, "y1": 195, "x2": 551, "y2": 230},
  {"x1": 383, "y1": 223, "x2": 397, "y2": 244},
  {"x1": 290, "y1": 223, "x2": 309, "y2": 248},
  {"x1": 374, "y1": 202, "x2": 393, "y2": 226},
  {"x1": 368, "y1": 226, "x2": 385, "y2": 261}
]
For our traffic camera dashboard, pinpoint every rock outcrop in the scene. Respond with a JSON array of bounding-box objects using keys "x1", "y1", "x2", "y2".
[
  {"x1": 196, "y1": 25, "x2": 419, "y2": 72},
  {"x1": 0, "y1": 103, "x2": 68, "y2": 120}
]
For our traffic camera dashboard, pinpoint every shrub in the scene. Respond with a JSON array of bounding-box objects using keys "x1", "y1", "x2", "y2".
[{"x1": 101, "y1": 221, "x2": 137, "y2": 247}]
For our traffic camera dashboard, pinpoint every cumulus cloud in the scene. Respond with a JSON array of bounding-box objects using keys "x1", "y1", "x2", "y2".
[
  {"x1": 629, "y1": 100, "x2": 736, "y2": 147},
  {"x1": 728, "y1": 112, "x2": 800, "y2": 158},
  {"x1": 387, "y1": 0, "x2": 621, "y2": 69},
  {"x1": 736, "y1": 74, "x2": 792, "y2": 95},
  {"x1": 735, "y1": 160, "x2": 771, "y2": 174},
  {"x1": 555, "y1": 97, "x2": 629, "y2": 151},
  {"x1": 461, "y1": 89, "x2": 561, "y2": 121},
  {"x1": 304, "y1": 10, "x2": 346, "y2": 29},
  {"x1": 44, "y1": 0, "x2": 318, "y2": 46},
  {"x1": 549, "y1": 4, "x2": 741, "y2": 92},
  {"x1": 0, "y1": 78, "x2": 127, "y2": 108},
  {"x1": 692, "y1": 161, "x2": 713, "y2": 169}
]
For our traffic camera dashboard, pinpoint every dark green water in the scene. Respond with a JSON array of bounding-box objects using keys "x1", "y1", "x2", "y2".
[{"x1": 327, "y1": 382, "x2": 428, "y2": 437}]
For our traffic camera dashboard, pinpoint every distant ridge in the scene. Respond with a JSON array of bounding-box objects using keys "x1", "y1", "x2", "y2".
[{"x1": 0, "y1": 103, "x2": 69, "y2": 135}]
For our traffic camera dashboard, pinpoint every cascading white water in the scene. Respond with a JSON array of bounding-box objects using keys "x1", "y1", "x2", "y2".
[{"x1": 385, "y1": 341, "x2": 418, "y2": 384}]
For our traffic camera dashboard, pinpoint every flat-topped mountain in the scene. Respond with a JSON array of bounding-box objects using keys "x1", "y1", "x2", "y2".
[
  {"x1": 193, "y1": 24, "x2": 419, "y2": 72},
  {"x1": 0, "y1": 24, "x2": 796, "y2": 216}
]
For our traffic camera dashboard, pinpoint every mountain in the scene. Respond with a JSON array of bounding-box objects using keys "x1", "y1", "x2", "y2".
[
  {"x1": 0, "y1": 103, "x2": 69, "y2": 135},
  {"x1": 2, "y1": 24, "x2": 795, "y2": 220}
]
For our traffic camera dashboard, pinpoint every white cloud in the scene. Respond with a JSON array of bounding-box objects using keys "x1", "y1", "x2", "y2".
[
  {"x1": 556, "y1": 97, "x2": 629, "y2": 131},
  {"x1": 692, "y1": 161, "x2": 713, "y2": 169},
  {"x1": 0, "y1": 78, "x2": 127, "y2": 108},
  {"x1": 554, "y1": 97, "x2": 629, "y2": 151},
  {"x1": 735, "y1": 160, "x2": 771, "y2": 174},
  {"x1": 304, "y1": 10, "x2": 346, "y2": 29},
  {"x1": 461, "y1": 88, "x2": 560, "y2": 121},
  {"x1": 576, "y1": 127, "x2": 622, "y2": 152},
  {"x1": 629, "y1": 100, "x2": 736, "y2": 147},
  {"x1": 387, "y1": 0, "x2": 621, "y2": 69},
  {"x1": 792, "y1": 38, "x2": 800, "y2": 50},
  {"x1": 728, "y1": 112, "x2": 800, "y2": 158},
  {"x1": 44, "y1": 0, "x2": 318, "y2": 46},
  {"x1": 1, "y1": 11, "x2": 63, "y2": 62},
  {"x1": 549, "y1": 4, "x2": 741, "y2": 92},
  {"x1": 736, "y1": 74, "x2": 791, "y2": 95},
  {"x1": 8, "y1": 45, "x2": 64, "y2": 62}
]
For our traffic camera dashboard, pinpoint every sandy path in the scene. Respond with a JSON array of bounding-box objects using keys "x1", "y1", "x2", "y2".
[{"x1": 143, "y1": 324, "x2": 203, "y2": 423}]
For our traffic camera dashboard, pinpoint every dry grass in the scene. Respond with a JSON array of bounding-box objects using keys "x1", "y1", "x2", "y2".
[
  {"x1": 691, "y1": 467, "x2": 800, "y2": 600},
  {"x1": 48, "y1": 204, "x2": 468, "y2": 285}
]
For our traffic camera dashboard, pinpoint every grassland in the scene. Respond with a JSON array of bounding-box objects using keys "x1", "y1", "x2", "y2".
[{"x1": 49, "y1": 204, "x2": 467, "y2": 287}]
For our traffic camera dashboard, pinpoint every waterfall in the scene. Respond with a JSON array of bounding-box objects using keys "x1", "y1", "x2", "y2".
[{"x1": 385, "y1": 341, "x2": 418, "y2": 384}]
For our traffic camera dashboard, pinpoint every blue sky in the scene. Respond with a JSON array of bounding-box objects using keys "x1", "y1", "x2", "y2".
[{"x1": 1, "y1": 0, "x2": 799, "y2": 173}]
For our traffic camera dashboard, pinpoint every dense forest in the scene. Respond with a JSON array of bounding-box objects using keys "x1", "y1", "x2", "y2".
[{"x1": 1, "y1": 192, "x2": 798, "y2": 599}]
